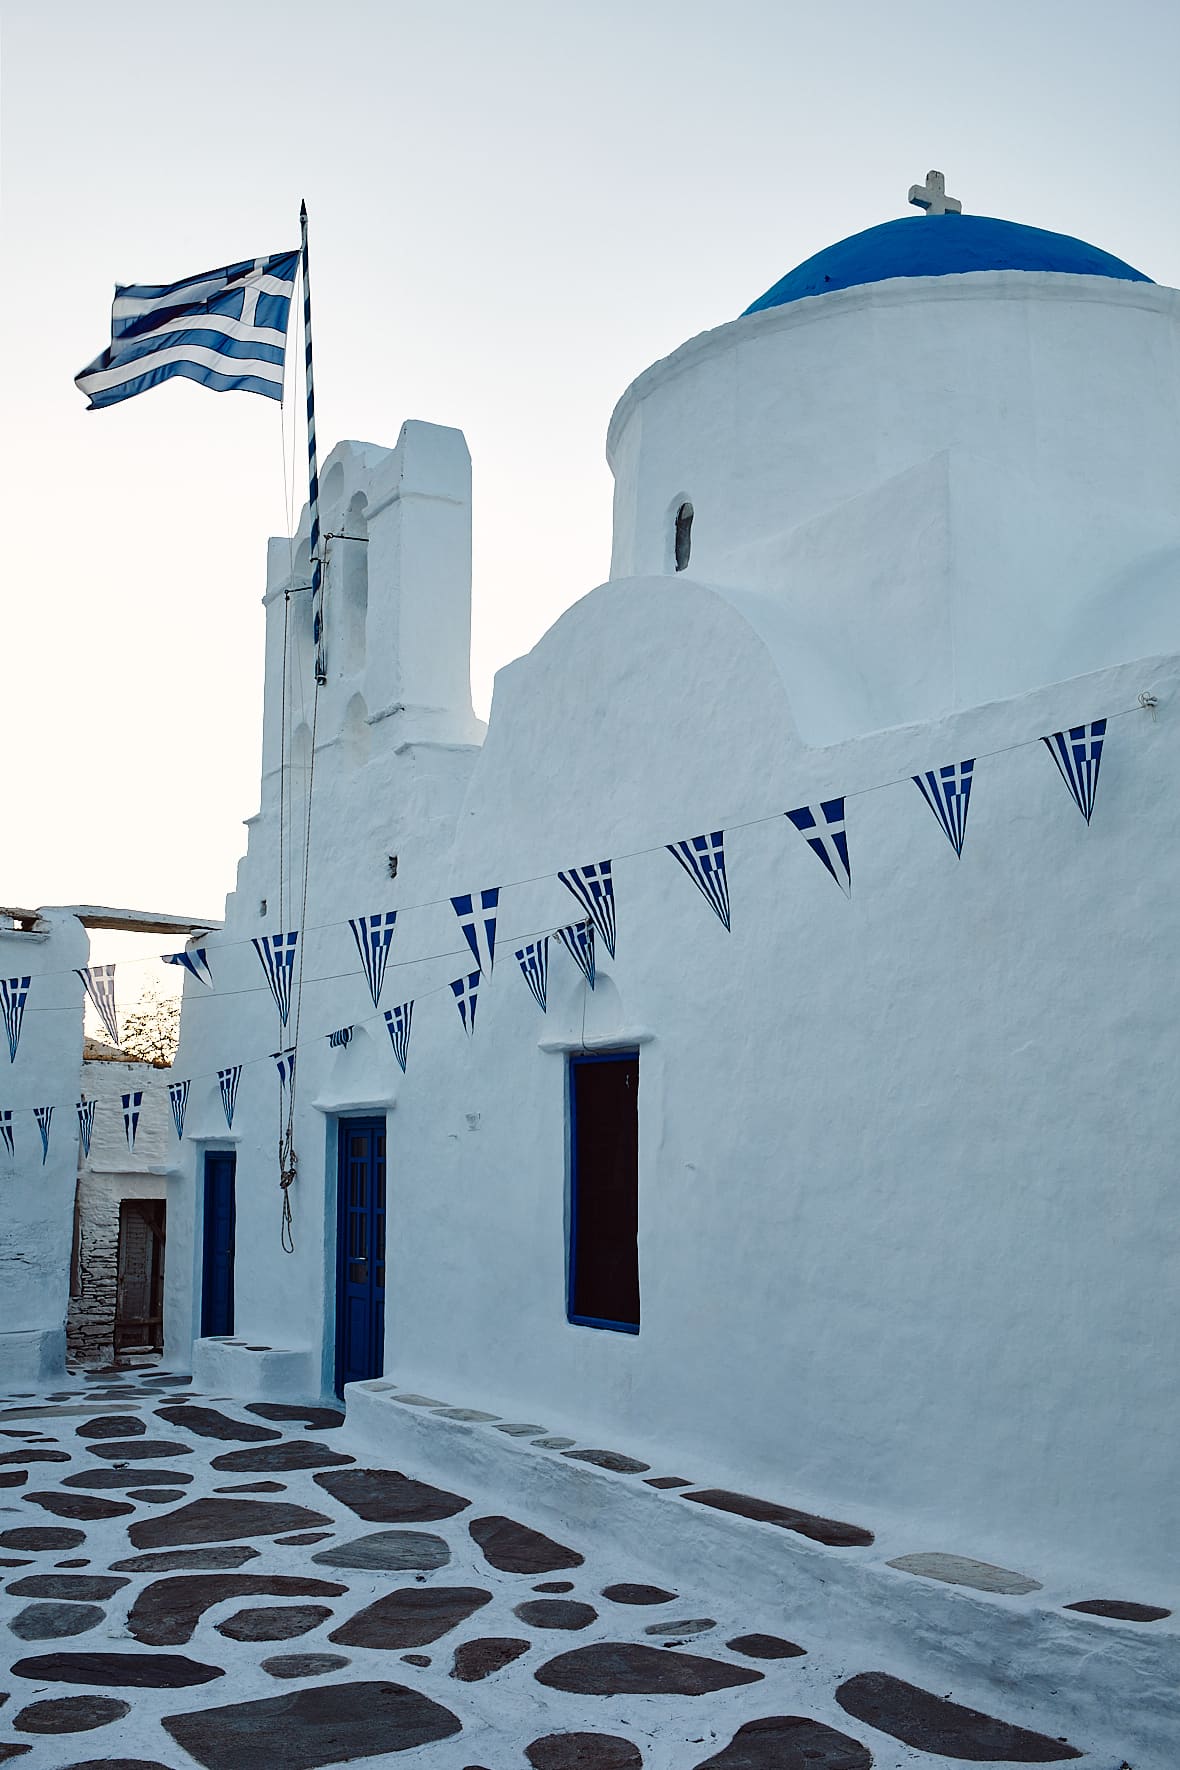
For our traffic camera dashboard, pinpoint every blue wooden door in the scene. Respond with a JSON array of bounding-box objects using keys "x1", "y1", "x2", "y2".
[
  {"x1": 335, "y1": 1117, "x2": 386, "y2": 1394},
  {"x1": 201, "y1": 1152, "x2": 236, "y2": 1337}
]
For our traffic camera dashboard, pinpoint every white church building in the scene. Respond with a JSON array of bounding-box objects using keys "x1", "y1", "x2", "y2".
[{"x1": 166, "y1": 178, "x2": 1179, "y2": 1627}]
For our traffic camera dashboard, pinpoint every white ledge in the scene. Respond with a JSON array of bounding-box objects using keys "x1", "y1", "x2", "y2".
[{"x1": 538, "y1": 1027, "x2": 656, "y2": 1054}]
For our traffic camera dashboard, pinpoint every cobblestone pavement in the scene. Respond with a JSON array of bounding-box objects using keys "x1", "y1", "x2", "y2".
[{"x1": 0, "y1": 1369, "x2": 1102, "y2": 1768}]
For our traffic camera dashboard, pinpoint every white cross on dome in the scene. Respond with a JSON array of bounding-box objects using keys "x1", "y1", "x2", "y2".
[{"x1": 908, "y1": 170, "x2": 961, "y2": 215}]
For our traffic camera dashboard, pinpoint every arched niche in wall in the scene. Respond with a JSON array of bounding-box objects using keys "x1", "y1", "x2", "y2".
[
  {"x1": 547, "y1": 969, "x2": 628, "y2": 1049},
  {"x1": 337, "y1": 491, "x2": 369, "y2": 676},
  {"x1": 341, "y1": 690, "x2": 371, "y2": 766},
  {"x1": 666, "y1": 496, "x2": 694, "y2": 573},
  {"x1": 318, "y1": 1023, "x2": 397, "y2": 1113}
]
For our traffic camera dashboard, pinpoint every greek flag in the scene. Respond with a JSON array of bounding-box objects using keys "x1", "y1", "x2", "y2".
[
  {"x1": 0, "y1": 1110, "x2": 12, "y2": 1157},
  {"x1": 515, "y1": 939, "x2": 549, "y2": 1013},
  {"x1": 34, "y1": 1106, "x2": 52, "y2": 1165},
  {"x1": 122, "y1": 1090, "x2": 142, "y2": 1152},
  {"x1": 667, "y1": 831, "x2": 732, "y2": 929},
  {"x1": 914, "y1": 759, "x2": 975, "y2": 857},
  {"x1": 168, "y1": 1080, "x2": 190, "y2": 1141},
  {"x1": 0, "y1": 976, "x2": 30, "y2": 1063},
  {"x1": 559, "y1": 861, "x2": 617, "y2": 959},
  {"x1": 218, "y1": 1065, "x2": 242, "y2": 1129},
  {"x1": 384, "y1": 1002, "x2": 413, "y2": 1073},
  {"x1": 75, "y1": 250, "x2": 299, "y2": 411},
  {"x1": 162, "y1": 948, "x2": 214, "y2": 988},
  {"x1": 1043, "y1": 721, "x2": 1106, "y2": 824},
  {"x1": 555, "y1": 920, "x2": 596, "y2": 989},
  {"x1": 77, "y1": 1097, "x2": 97, "y2": 1159}
]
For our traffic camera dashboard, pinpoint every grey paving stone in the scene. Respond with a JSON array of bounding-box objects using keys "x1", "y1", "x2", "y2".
[
  {"x1": 7, "y1": 1576, "x2": 128, "y2": 1600},
  {"x1": 887, "y1": 1551, "x2": 1042, "y2": 1594},
  {"x1": 209, "y1": 1441, "x2": 353, "y2": 1473},
  {"x1": 313, "y1": 1467, "x2": 468, "y2": 1522},
  {"x1": 532, "y1": 1437, "x2": 576, "y2": 1449},
  {"x1": 835, "y1": 1671, "x2": 1082, "y2": 1760},
  {"x1": 329, "y1": 1585, "x2": 492, "y2": 1648},
  {"x1": 601, "y1": 1583, "x2": 676, "y2": 1605},
  {"x1": 561, "y1": 1449, "x2": 650, "y2": 1474},
  {"x1": 1064, "y1": 1597, "x2": 1172, "y2": 1621},
  {"x1": 693, "y1": 1715, "x2": 872, "y2": 1768},
  {"x1": 216, "y1": 1604, "x2": 334, "y2": 1642},
  {"x1": 90, "y1": 1441, "x2": 192, "y2": 1462},
  {"x1": 311, "y1": 1529, "x2": 450, "y2": 1571},
  {"x1": 61, "y1": 1467, "x2": 193, "y2": 1490},
  {"x1": 77, "y1": 1416, "x2": 146, "y2": 1440},
  {"x1": 12, "y1": 1651, "x2": 224, "y2": 1688},
  {"x1": 8, "y1": 1602, "x2": 105, "y2": 1640},
  {"x1": 162, "y1": 1678, "x2": 461, "y2": 1768},
  {"x1": 681, "y1": 1488, "x2": 873, "y2": 1548},
  {"x1": 495, "y1": 1423, "x2": 548, "y2": 1436},
  {"x1": 644, "y1": 1617, "x2": 715, "y2": 1636},
  {"x1": 469, "y1": 1515, "x2": 583, "y2": 1574},
  {"x1": 0, "y1": 1528, "x2": 85, "y2": 1552},
  {"x1": 126, "y1": 1497, "x2": 331, "y2": 1549},
  {"x1": 725, "y1": 1632, "x2": 806, "y2": 1658},
  {"x1": 526, "y1": 1733, "x2": 643, "y2": 1770},
  {"x1": 450, "y1": 1636, "x2": 531, "y2": 1681},
  {"x1": 22, "y1": 1492, "x2": 133, "y2": 1521},
  {"x1": 155, "y1": 1406, "x2": 281, "y2": 1443},
  {"x1": 260, "y1": 1651, "x2": 350, "y2": 1679},
  {"x1": 246, "y1": 1404, "x2": 344, "y2": 1431},
  {"x1": 111, "y1": 1546, "x2": 259, "y2": 1572},
  {"x1": 128, "y1": 1488, "x2": 187, "y2": 1503},
  {"x1": 435, "y1": 1408, "x2": 500, "y2": 1421},
  {"x1": 13, "y1": 1694, "x2": 129, "y2": 1734},
  {"x1": 514, "y1": 1599, "x2": 598, "y2": 1630},
  {"x1": 535, "y1": 1642, "x2": 762, "y2": 1696}
]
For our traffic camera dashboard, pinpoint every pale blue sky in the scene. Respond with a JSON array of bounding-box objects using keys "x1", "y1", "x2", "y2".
[{"x1": 5, "y1": 0, "x2": 1179, "y2": 956}]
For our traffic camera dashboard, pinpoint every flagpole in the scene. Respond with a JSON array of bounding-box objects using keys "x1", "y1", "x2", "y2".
[{"x1": 299, "y1": 199, "x2": 326, "y2": 684}]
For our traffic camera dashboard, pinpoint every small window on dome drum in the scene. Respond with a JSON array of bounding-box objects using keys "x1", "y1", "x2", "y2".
[{"x1": 674, "y1": 502, "x2": 693, "y2": 572}]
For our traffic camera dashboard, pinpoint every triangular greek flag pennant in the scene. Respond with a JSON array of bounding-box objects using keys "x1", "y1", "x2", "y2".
[
  {"x1": 252, "y1": 931, "x2": 299, "y2": 1024},
  {"x1": 168, "y1": 1079, "x2": 190, "y2": 1140},
  {"x1": 348, "y1": 912, "x2": 398, "y2": 1009},
  {"x1": 0, "y1": 977, "x2": 30, "y2": 1063},
  {"x1": 122, "y1": 1090, "x2": 142, "y2": 1151},
  {"x1": 76, "y1": 963, "x2": 119, "y2": 1045},
  {"x1": 558, "y1": 860, "x2": 616, "y2": 959},
  {"x1": 1042, "y1": 720, "x2": 1106, "y2": 824},
  {"x1": 77, "y1": 1097, "x2": 96, "y2": 1158},
  {"x1": 384, "y1": 1002, "x2": 413, "y2": 1073},
  {"x1": 218, "y1": 1066, "x2": 242, "y2": 1128},
  {"x1": 272, "y1": 1047, "x2": 297, "y2": 1095},
  {"x1": 34, "y1": 1105, "x2": 53, "y2": 1165},
  {"x1": 667, "y1": 831, "x2": 732, "y2": 928},
  {"x1": 450, "y1": 972, "x2": 481, "y2": 1036},
  {"x1": 0, "y1": 1110, "x2": 12, "y2": 1157},
  {"x1": 162, "y1": 947, "x2": 214, "y2": 988},
  {"x1": 555, "y1": 920, "x2": 596, "y2": 988},
  {"x1": 451, "y1": 889, "x2": 499, "y2": 976},
  {"x1": 913, "y1": 760, "x2": 974, "y2": 856},
  {"x1": 327, "y1": 1026, "x2": 353, "y2": 1049},
  {"x1": 515, "y1": 939, "x2": 549, "y2": 1013},
  {"x1": 785, "y1": 799, "x2": 851, "y2": 894}
]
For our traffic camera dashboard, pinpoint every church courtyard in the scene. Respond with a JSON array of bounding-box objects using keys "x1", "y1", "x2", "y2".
[{"x1": 0, "y1": 1365, "x2": 1151, "y2": 1768}]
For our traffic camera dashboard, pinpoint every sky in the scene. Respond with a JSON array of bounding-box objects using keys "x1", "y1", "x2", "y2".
[{"x1": 4, "y1": 0, "x2": 1179, "y2": 988}]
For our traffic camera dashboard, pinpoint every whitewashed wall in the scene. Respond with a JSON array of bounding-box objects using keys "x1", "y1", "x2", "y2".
[
  {"x1": 168, "y1": 423, "x2": 484, "y2": 1387},
  {"x1": 607, "y1": 273, "x2": 1180, "y2": 744},
  {"x1": 171, "y1": 270, "x2": 1180, "y2": 1596},
  {"x1": 0, "y1": 909, "x2": 88, "y2": 1381}
]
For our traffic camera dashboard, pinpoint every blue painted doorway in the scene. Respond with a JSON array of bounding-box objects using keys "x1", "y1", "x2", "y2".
[
  {"x1": 201, "y1": 1151, "x2": 236, "y2": 1337},
  {"x1": 335, "y1": 1117, "x2": 386, "y2": 1395}
]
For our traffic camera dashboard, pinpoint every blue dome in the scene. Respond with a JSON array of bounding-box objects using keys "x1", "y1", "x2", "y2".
[{"x1": 743, "y1": 213, "x2": 1151, "y2": 315}]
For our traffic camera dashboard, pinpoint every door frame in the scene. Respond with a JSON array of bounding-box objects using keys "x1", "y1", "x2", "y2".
[
  {"x1": 567, "y1": 1047, "x2": 641, "y2": 1335},
  {"x1": 333, "y1": 1113, "x2": 387, "y2": 1396},
  {"x1": 200, "y1": 1148, "x2": 237, "y2": 1338}
]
